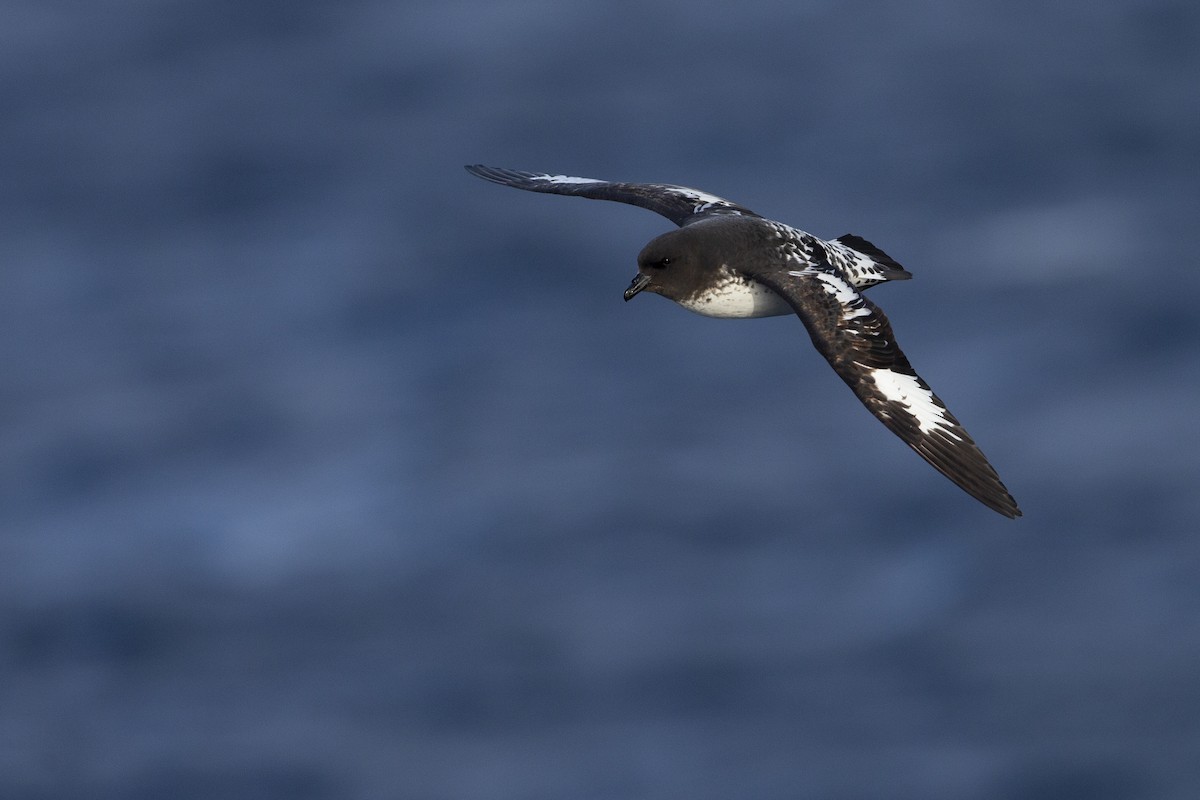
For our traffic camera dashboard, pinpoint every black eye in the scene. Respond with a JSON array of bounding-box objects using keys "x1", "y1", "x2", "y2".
[{"x1": 658, "y1": 257, "x2": 672, "y2": 268}]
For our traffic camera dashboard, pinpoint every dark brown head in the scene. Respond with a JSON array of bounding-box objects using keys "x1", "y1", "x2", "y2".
[{"x1": 623, "y1": 225, "x2": 724, "y2": 303}]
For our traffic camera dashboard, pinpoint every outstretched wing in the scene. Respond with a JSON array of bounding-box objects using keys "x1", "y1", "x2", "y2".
[
  {"x1": 465, "y1": 165, "x2": 760, "y2": 227},
  {"x1": 751, "y1": 266, "x2": 1021, "y2": 518}
]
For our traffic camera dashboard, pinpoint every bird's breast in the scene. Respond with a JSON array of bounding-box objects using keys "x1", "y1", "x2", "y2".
[{"x1": 674, "y1": 272, "x2": 793, "y2": 319}]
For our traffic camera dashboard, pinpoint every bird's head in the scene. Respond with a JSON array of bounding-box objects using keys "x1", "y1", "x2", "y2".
[{"x1": 625, "y1": 227, "x2": 714, "y2": 303}]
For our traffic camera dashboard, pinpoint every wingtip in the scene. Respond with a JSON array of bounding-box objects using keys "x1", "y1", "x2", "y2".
[
  {"x1": 940, "y1": 461, "x2": 1023, "y2": 520},
  {"x1": 902, "y1": 416, "x2": 1023, "y2": 520},
  {"x1": 996, "y1": 495, "x2": 1023, "y2": 519},
  {"x1": 942, "y1": 471, "x2": 1021, "y2": 519},
  {"x1": 946, "y1": 451, "x2": 1022, "y2": 520},
  {"x1": 988, "y1": 496, "x2": 1022, "y2": 519},
  {"x1": 464, "y1": 164, "x2": 538, "y2": 188},
  {"x1": 969, "y1": 463, "x2": 1021, "y2": 519},
  {"x1": 464, "y1": 163, "x2": 498, "y2": 181}
]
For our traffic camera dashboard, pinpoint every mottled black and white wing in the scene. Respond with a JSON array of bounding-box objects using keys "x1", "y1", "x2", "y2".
[
  {"x1": 752, "y1": 266, "x2": 1021, "y2": 517},
  {"x1": 465, "y1": 165, "x2": 760, "y2": 227}
]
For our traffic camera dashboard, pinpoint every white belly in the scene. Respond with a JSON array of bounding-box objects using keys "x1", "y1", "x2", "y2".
[{"x1": 675, "y1": 278, "x2": 793, "y2": 319}]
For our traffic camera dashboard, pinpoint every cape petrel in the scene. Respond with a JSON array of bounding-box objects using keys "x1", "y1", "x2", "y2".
[{"x1": 466, "y1": 165, "x2": 1020, "y2": 518}]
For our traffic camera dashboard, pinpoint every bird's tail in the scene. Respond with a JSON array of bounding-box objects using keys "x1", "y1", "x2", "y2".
[{"x1": 836, "y1": 234, "x2": 913, "y2": 285}]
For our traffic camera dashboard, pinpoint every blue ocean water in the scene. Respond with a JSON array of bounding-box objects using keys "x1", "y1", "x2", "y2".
[{"x1": 2, "y1": 1, "x2": 1199, "y2": 797}]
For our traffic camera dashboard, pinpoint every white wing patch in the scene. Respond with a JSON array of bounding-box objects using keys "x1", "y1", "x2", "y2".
[
  {"x1": 537, "y1": 174, "x2": 605, "y2": 185},
  {"x1": 869, "y1": 368, "x2": 957, "y2": 437},
  {"x1": 667, "y1": 186, "x2": 747, "y2": 215},
  {"x1": 788, "y1": 268, "x2": 859, "y2": 306},
  {"x1": 682, "y1": 190, "x2": 732, "y2": 207}
]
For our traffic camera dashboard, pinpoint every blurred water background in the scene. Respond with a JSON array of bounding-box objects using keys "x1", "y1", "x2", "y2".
[{"x1": 3, "y1": 1, "x2": 1199, "y2": 797}]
